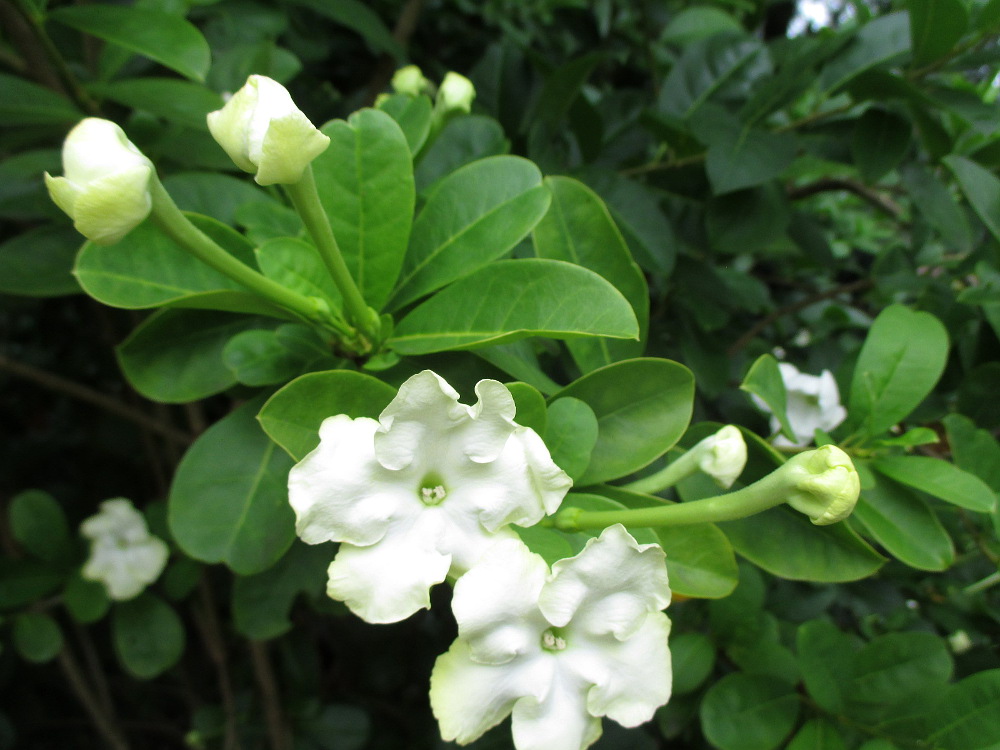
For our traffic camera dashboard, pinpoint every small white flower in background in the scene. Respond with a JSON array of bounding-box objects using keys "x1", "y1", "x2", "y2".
[
  {"x1": 45, "y1": 118, "x2": 154, "y2": 245},
  {"x1": 391, "y1": 64, "x2": 434, "y2": 96},
  {"x1": 430, "y1": 525, "x2": 672, "y2": 750},
  {"x1": 693, "y1": 425, "x2": 747, "y2": 489},
  {"x1": 207, "y1": 75, "x2": 330, "y2": 186},
  {"x1": 81, "y1": 498, "x2": 169, "y2": 601},
  {"x1": 759, "y1": 362, "x2": 847, "y2": 448},
  {"x1": 288, "y1": 370, "x2": 572, "y2": 624},
  {"x1": 436, "y1": 72, "x2": 476, "y2": 114}
]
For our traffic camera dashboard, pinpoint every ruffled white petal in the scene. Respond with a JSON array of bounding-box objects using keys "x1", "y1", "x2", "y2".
[
  {"x1": 325, "y1": 510, "x2": 451, "y2": 623},
  {"x1": 540, "y1": 525, "x2": 670, "y2": 640},
  {"x1": 80, "y1": 499, "x2": 168, "y2": 601},
  {"x1": 511, "y1": 665, "x2": 603, "y2": 750},
  {"x1": 451, "y1": 539, "x2": 550, "y2": 664},
  {"x1": 771, "y1": 363, "x2": 847, "y2": 448},
  {"x1": 288, "y1": 415, "x2": 417, "y2": 546},
  {"x1": 431, "y1": 640, "x2": 553, "y2": 745}
]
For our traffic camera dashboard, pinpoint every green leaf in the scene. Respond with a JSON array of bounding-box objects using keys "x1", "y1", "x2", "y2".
[
  {"x1": 164, "y1": 173, "x2": 275, "y2": 225},
  {"x1": 544, "y1": 397, "x2": 599, "y2": 481},
  {"x1": 552, "y1": 358, "x2": 694, "y2": 485},
  {"x1": 909, "y1": 0, "x2": 969, "y2": 68},
  {"x1": 740, "y1": 354, "x2": 794, "y2": 443},
  {"x1": 852, "y1": 473, "x2": 954, "y2": 570},
  {"x1": 700, "y1": 673, "x2": 800, "y2": 750},
  {"x1": 223, "y1": 327, "x2": 333, "y2": 387},
  {"x1": 852, "y1": 108, "x2": 912, "y2": 183},
  {"x1": 255, "y1": 237, "x2": 341, "y2": 306},
  {"x1": 388, "y1": 156, "x2": 551, "y2": 310},
  {"x1": 671, "y1": 633, "x2": 716, "y2": 694},
  {"x1": 169, "y1": 397, "x2": 296, "y2": 575},
  {"x1": 943, "y1": 413, "x2": 1000, "y2": 493},
  {"x1": 112, "y1": 593, "x2": 185, "y2": 679},
  {"x1": 927, "y1": 669, "x2": 1000, "y2": 750},
  {"x1": 846, "y1": 304, "x2": 948, "y2": 437},
  {"x1": 513, "y1": 525, "x2": 576, "y2": 567},
  {"x1": 9, "y1": 490, "x2": 72, "y2": 564},
  {"x1": 786, "y1": 719, "x2": 847, "y2": 750},
  {"x1": 524, "y1": 53, "x2": 602, "y2": 129},
  {"x1": 944, "y1": 155, "x2": 1000, "y2": 246},
  {"x1": 0, "y1": 559, "x2": 63, "y2": 610},
  {"x1": 117, "y1": 310, "x2": 269, "y2": 403},
  {"x1": 389, "y1": 259, "x2": 639, "y2": 355},
  {"x1": 63, "y1": 572, "x2": 110, "y2": 624},
  {"x1": 0, "y1": 226, "x2": 82, "y2": 297},
  {"x1": 850, "y1": 632, "x2": 953, "y2": 708},
  {"x1": 0, "y1": 72, "x2": 82, "y2": 125},
  {"x1": 533, "y1": 176, "x2": 649, "y2": 373},
  {"x1": 12, "y1": 613, "x2": 63, "y2": 664},
  {"x1": 662, "y1": 7, "x2": 743, "y2": 44},
  {"x1": 820, "y1": 12, "x2": 911, "y2": 92},
  {"x1": 797, "y1": 620, "x2": 861, "y2": 714},
  {"x1": 706, "y1": 185, "x2": 790, "y2": 253},
  {"x1": 657, "y1": 522, "x2": 738, "y2": 599},
  {"x1": 474, "y1": 340, "x2": 563, "y2": 396},
  {"x1": 506, "y1": 382, "x2": 547, "y2": 435},
  {"x1": 414, "y1": 116, "x2": 509, "y2": 193},
  {"x1": 88, "y1": 78, "x2": 223, "y2": 130},
  {"x1": 314, "y1": 110, "x2": 414, "y2": 310},
  {"x1": 873, "y1": 455, "x2": 997, "y2": 513},
  {"x1": 49, "y1": 6, "x2": 211, "y2": 82},
  {"x1": 285, "y1": 0, "x2": 403, "y2": 59},
  {"x1": 258, "y1": 370, "x2": 396, "y2": 461},
  {"x1": 376, "y1": 93, "x2": 433, "y2": 154},
  {"x1": 232, "y1": 542, "x2": 330, "y2": 640}
]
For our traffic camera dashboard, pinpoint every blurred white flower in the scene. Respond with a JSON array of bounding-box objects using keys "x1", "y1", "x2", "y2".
[
  {"x1": 391, "y1": 64, "x2": 433, "y2": 96},
  {"x1": 431, "y1": 525, "x2": 672, "y2": 750},
  {"x1": 288, "y1": 370, "x2": 572, "y2": 624},
  {"x1": 45, "y1": 118, "x2": 154, "y2": 245},
  {"x1": 436, "y1": 72, "x2": 476, "y2": 114},
  {"x1": 81, "y1": 498, "x2": 169, "y2": 601},
  {"x1": 760, "y1": 363, "x2": 847, "y2": 448},
  {"x1": 207, "y1": 75, "x2": 330, "y2": 185}
]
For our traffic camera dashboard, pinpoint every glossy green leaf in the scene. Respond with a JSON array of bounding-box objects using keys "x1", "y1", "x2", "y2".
[
  {"x1": 314, "y1": 110, "x2": 414, "y2": 310},
  {"x1": 117, "y1": 310, "x2": 269, "y2": 403},
  {"x1": 9, "y1": 490, "x2": 72, "y2": 564},
  {"x1": 255, "y1": 237, "x2": 341, "y2": 306},
  {"x1": 12, "y1": 613, "x2": 63, "y2": 664},
  {"x1": 909, "y1": 0, "x2": 969, "y2": 67},
  {"x1": 388, "y1": 156, "x2": 550, "y2": 310},
  {"x1": 852, "y1": 108, "x2": 912, "y2": 183},
  {"x1": 927, "y1": 670, "x2": 1000, "y2": 750},
  {"x1": 414, "y1": 116, "x2": 509, "y2": 193},
  {"x1": 740, "y1": 354, "x2": 794, "y2": 443},
  {"x1": 657, "y1": 522, "x2": 738, "y2": 599},
  {"x1": 944, "y1": 155, "x2": 1000, "y2": 246},
  {"x1": 258, "y1": 370, "x2": 396, "y2": 461},
  {"x1": 232, "y1": 542, "x2": 330, "y2": 640},
  {"x1": 376, "y1": 93, "x2": 433, "y2": 154},
  {"x1": 88, "y1": 78, "x2": 222, "y2": 129},
  {"x1": 786, "y1": 719, "x2": 847, "y2": 750},
  {"x1": 506, "y1": 382, "x2": 547, "y2": 435},
  {"x1": 700, "y1": 673, "x2": 800, "y2": 750},
  {"x1": 513, "y1": 525, "x2": 576, "y2": 567},
  {"x1": 390, "y1": 259, "x2": 639, "y2": 355},
  {"x1": 846, "y1": 304, "x2": 948, "y2": 437},
  {"x1": 164, "y1": 173, "x2": 275, "y2": 225},
  {"x1": 0, "y1": 226, "x2": 82, "y2": 297},
  {"x1": 170, "y1": 398, "x2": 295, "y2": 574},
  {"x1": 49, "y1": 6, "x2": 211, "y2": 82},
  {"x1": 820, "y1": 12, "x2": 911, "y2": 92},
  {"x1": 873, "y1": 455, "x2": 997, "y2": 512},
  {"x1": 112, "y1": 593, "x2": 185, "y2": 679},
  {"x1": 0, "y1": 72, "x2": 82, "y2": 125},
  {"x1": 544, "y1": 397, "x2": 599, "y2": 481},
  {"x1": 671, "y1": 633, "x2": 716, "y2": 694},
  {"x1": 852, "y1": 474, "x2": 954, "y2": 571},
  {"x1": 223, "y1": 326, "x2": 333, "y2": 387},
  {"x1": 797, "y1": 619, "x2": 861, "y2": 714},
  {"x1": 474, "y1": 340, "x2": 563, "y2": 396},
  {"x1": 850, "y1": 631, "x2": 952, "y2": 708},
  {"x1": 533, "y1": 176, "x2": 648, "y2": 373},
  {"x1": 553, "y1": 358, "x2": 694, "y2": 485}
]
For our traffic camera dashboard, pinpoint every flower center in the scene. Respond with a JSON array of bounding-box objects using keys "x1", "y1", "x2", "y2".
[
  {"x1": 541, "y1": 629, "x2": 567, "y2": 652},
  {"x1": 418, "y1": 473, "x2": 448, "y2": 506}
]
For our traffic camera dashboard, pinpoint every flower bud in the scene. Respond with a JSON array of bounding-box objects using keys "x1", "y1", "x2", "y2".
[
  {"x1": 44, "y1": 118, "x2": 153, "y2": 245},
  {"x1": 695, "y1": 425, "x2": 747, "y2": 489},
  {"x1": 436, "y1": 72, "x2": 476, "y2": 114},
  {"x1": 207, "y1": 75, "x2": 330, "y2": 186},
  {"x1": 784, "y1": 445, "x2": 860, "y2": 525},
  {"x1": 391, "y1": 64, "x2": 433, "y2": 97}
]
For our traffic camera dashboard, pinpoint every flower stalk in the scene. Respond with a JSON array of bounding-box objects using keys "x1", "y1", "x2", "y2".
[
  {"x1": 624, "y1": 425, "x2": 746, "y2": 494},
  {"x1": 555, "y1": 445, "x2": 860, "y2": 532}
]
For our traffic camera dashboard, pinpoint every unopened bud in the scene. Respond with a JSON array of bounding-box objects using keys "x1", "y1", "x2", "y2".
[{"x1": 783, "y1": 445, "x2": 860, "y2": 525}]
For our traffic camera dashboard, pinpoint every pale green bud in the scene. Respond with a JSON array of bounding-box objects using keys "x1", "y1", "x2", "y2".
[
  {"x1": 695, "y1": 425, "x2": 747, "y2": 489},
  {"x1": 207, "y1": 75, "x2": 330, "y2": 186},
  {"x1": 44, "y1": 118, "x2": 153, "y2": 245},
  {"x1": 391, "y1": 64, "x2": 433, "y2": 96},
  {"x1": 436, "y1": 72, "x2": 476, "y2": 114},
  {"x1": 784, "y1": 445, "x2": 860, "y2": 525}
]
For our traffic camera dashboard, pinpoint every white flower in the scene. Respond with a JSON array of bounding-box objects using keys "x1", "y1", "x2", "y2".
[
  {"x1": 693, "y1": 425, "x2": 747, "y2": 489},
  {"x1": 207, "y1": 75, "x2": 330, "y2": 186},
  {"x1": 44, "y1": 118, "x2": 154, "y2": 245},
  {"x1": 763, "y1": 363, "x2": 847, "y2": 448},
  {"x1": 430, "y1": 525, "x2": 672, "y2": 750},
  {"x1": 81, "y1": 498, "x2": 169, "y2": 601},
  {"x1": 287, "y1": 370, "x2": 572, "y2": 624},
  {"x1": 436, "y1": 72, "x2": 476, "y2": 114}
]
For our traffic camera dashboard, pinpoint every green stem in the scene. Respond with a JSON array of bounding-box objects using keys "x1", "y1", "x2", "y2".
[
  {"x1": 148, "y1": 176, "x2": 338, "y2": 330},
  {"x1": 622, "y1": 450, "x2": 699, "y2": 495},
  {"x1": 283, "y1": 166, "x2": 379, "y2": 346},
  {"x1": 962, "y1": 571, "x2": 1000, "y2": 596}
]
